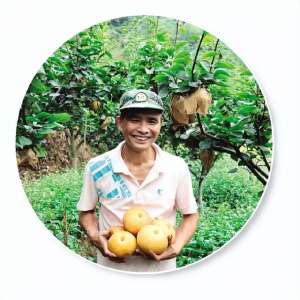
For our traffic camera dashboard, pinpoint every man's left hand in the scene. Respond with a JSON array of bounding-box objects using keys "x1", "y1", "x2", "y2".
[{"x1": 143, "y1": 235, "x2": 182, "y2": 261}]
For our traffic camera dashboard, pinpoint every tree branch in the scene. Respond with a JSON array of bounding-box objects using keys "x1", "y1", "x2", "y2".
[
  {"x1": 209, "y1": 39, "x2": 220, "y2": 73},
  {"x1": 254, "y1": 103, "x2": 271, "y2": 171},
  {"x1": 174, "y1": 20, "x2": 179, "y2": 46},
  {"x1": 76, "y1": 138, "x2": 85, "y2": 151},
  {"x1": 155, "y1": 16, "x2": 159, "y2": 35},
  {"x1": 196, "y1": 113, "x2": 205, "y2": 134},
  {"x1": 195, "y1": 113, "x2": 268, "y2": 184},
  {"x1": 235, "y1": 148, "x2": 267, "y2": 184},
  {"x1": 259, "y1": 148, "x2": 270, "y2": 171},
  {"x1": 191, "y1": 31, "x2": 206, "y2": 82}
]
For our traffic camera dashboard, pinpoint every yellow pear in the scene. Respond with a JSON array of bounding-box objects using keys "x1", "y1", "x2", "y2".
[
  {"x1": 137, "y1": 224, "x2": 168, "y2": 255},
  {"x1": 108, "y1": 230, "x2": 137, "y2": 257},
  {"x1": 152, "y1": 218, "x2": 176, "y2": 244},
  {"x1": 123, "y1": 207, "x2": 152, "y2": 235},
  {"x1": 109, "y1": 225, "x2": 124, "y2": 236}
]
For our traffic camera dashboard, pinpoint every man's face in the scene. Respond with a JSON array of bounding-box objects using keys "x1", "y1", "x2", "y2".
[{"x1": 116, "y1": 109, "x2": 162, "y2": 152}]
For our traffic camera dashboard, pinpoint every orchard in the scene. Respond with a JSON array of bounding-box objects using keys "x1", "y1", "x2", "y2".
[{"x1": 17, "y1": 16, "x2": 272, "y2": 268}]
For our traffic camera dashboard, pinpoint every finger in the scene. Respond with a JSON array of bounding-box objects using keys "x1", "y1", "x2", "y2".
[
  {"x1": 137, "y1": 249, "x2": 150, "y2": 259},
  {"x1": 99, "y1": 248, "x2": 108, "y2": 257},
  {"x1": 135, "y1": 248, "x2": 143, "y2": 256},
  {"x1": 99, "y1": 229, "x2": 111, "y2": 238},
  {"x1": 149, "y1": 250, "x2": 161, "y2": 261},
  {"x1": 167, "y1": 235, "x2": 173, "y2": 247},
  {"x1": 104, "y1": 248, "x2": 118, "y2": 258},
  {"x1": 108, "y1": 256, "x2": 125, "y2": 263}
]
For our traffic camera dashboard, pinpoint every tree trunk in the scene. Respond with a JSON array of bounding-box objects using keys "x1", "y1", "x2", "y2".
[
  {"x1": 197, "y1": 175, "x2": 205, "y2": 211},
  {"x1": 63, "y1": 206, "x2": 68, "y2": 246},
  {"x1": 69, "y1": 128, "x2": 79, "y2": 169}
]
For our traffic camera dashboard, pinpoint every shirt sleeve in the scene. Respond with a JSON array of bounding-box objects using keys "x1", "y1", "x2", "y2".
[
  {"x1": 77, "y1": 162, "x2": 98, "y2": 211},
  {"x1": 175, "y1": 158, "x2": 198, "y2": 215}
]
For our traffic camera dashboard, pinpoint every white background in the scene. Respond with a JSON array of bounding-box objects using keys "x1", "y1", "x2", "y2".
[{"x1": 0, "y1": 0, "x2": 299, "y2": 299}]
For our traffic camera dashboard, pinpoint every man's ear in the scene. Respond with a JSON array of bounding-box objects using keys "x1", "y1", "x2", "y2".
[
  {"x1": 116, "y1": 116, "x2": 122, "y2": 131},
  {"x1": 160, "y1": 115, "x2": 164, "y2": 126}
]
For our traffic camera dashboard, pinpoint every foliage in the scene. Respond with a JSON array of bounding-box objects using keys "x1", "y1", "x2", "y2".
[
  {"x1": 19, "y1": 15, "x2": 271, "y2": 269},
  {"x1": 202, "y1": 154, "x2": 263, "y2": 208},
  {"x1": 16, "y1": 111, "x2": 71, "y2": 151},
  {"x1": 177, "y1": 201, "x2": 256, "y2": 267},
  {"x1": 23, "y1": 155, "x2": 262, "y2": 268},
  {"x1": 23, "y1": 167, "x2": 95, "y2": 260},
  {"x1": 17, "y1": 16, "x2": 272, "y2": 184}
]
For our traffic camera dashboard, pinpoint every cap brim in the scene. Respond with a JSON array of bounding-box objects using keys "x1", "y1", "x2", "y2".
[{"x1": 119, "y1": 102, "x2": 164, "y2": 111}]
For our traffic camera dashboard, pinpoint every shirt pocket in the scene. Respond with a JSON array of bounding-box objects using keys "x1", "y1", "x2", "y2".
[{"x1": 142, "y1": 186, "x2": 176, "y2": 211}]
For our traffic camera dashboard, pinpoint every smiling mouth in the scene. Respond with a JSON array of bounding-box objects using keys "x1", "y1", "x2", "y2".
[{"x1": 132, "y1": 135, "x2": 151, "y2": 141}]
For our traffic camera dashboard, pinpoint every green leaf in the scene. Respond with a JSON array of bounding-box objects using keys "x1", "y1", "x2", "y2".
[
  {"x1": 240, "y1": 70, "x2": 252, "y2": 76},
  {"x1": 258, "y1": 145, "x2": 271, "y2": 153},
  {"x1": 228, "y1": 168, "x2": 238, "y2": 174},
  {"x1": 237, "y1": 92, "x2": 259, "y2": 101},
  {"x1": 156, "y1": 32, "x2": 167, "y2": 42},
  {"x1": 35, "y1": 128, "x2": 54, "y2": 138},
  {"x1": 177, "y1": 70, "x2": 190, "y2": 80},
  {"x1": 33, "y1": 145, "x2": 47, "y2": 158},
  {"x1": 188, "y1": 81, "x2": 199, "y2": 88},
  {"x1": 200, "y1": 61, "x2": 210, "y2": 72},
  {"x1": 175, "y1": 41, "x2": 188, "y2": 50},
  {"x1": 214, "y1": 68, "x2": 231, "y2": 79},
  {"x1": 175, "y1": 51, "x2": 190, "y2": 59},
  {"x1": 174, "y1": 57, "x2": 190, "y2": 65},
  {"x1": 154, "y1": 73, "x2": 169, "y2": 84},
  {"x1": 202, "y1": 73, "x2": 214, "y2": 82},
  {"x1": 158, "y1": 86, "x2": 169, "y2": 98},
  {"x1": 214, "y1": 80, "x2": 229, "y2": 87},
  {"x1": 168, "y1": 63, "x2": 185, "y2": 75},
  {"x1": 105, "y1": 51, "x2": 113, "y2": 59},
  {"x1": 178, "y1": 86, "x2": 190, "y2": 93},
  {"x1": 225, "y1": 116, "x2": 239, "y2": 123},
  {"x1": 48, "y1": 113, "x2": 71, "y2": 123},
  {"x1": 215, "y1": 98, "x2": 225, "y2": 108},
  {"x1": 214, "y1": 61, "x2": 235, "y2": 69},
  {"x1": 202, "y1": 51, "x2": 216, "y2": 59},
  {"x1": 191, "y1": 34, "x2": 199, "y2": 41},
  {"x1": 16, "y1": 136, "x2": 32, "y2": 149},
  {"x1": 169, "y1": 82, "x2": 179, "y2": 89},
  {"x1": 145, "y1": 67, "x2": 154, "y2": 75},
  {"x1": 238, "y1": 105, "x2": 259, "y2": 116},
  {"x1": 30, "y1": 79, "x2": 49, "y2": 94},
  {"x1": 36, "y1": 112, "x2": 51, "y2": 120},
  {"x1": 230, "y1": 122, "x2": 245, "y2": 131},
  {"x1": 166, "y1": 48, "x2": 175, "y2": 56}
]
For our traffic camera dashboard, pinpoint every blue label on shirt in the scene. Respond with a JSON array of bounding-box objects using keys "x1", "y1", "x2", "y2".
[{"x1": 90, "y1": 156, "x2": 132, "y2": 200}]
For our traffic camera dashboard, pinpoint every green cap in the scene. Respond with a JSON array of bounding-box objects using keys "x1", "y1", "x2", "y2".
[{"x1": 119, "y1": 89, "x2": 164, "y2": 112}]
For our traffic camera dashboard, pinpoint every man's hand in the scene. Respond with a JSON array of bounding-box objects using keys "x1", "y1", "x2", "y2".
[
  {"x1": 147, "y1": 212, "x2": 199, "y2": 261},
  {"x1": 89, "y1": 229, "x2": 125, "y2": 263},
  {"x1": 79, "y1": 211, "x2": 125, "y2": 263},
  {"x1": 135, "y1": 211, "x2": 199, "y2": 261},
  {"x1": 136, "y1": 235, "x2": 181, "y2": 261}
]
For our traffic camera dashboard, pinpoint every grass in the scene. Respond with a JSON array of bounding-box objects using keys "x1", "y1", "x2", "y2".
[{"x1": 22, "y1": 155, "x2": 264, "y2": 268}]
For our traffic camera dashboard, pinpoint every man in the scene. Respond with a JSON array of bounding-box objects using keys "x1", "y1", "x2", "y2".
[{"x1": 77, "y1": 89, "x2": 199, "y2": 272}]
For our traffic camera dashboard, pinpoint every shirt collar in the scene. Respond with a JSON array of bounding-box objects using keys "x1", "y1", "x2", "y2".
[{"x1": 110, "y1": 141, "x2": 167, "y2": 175}]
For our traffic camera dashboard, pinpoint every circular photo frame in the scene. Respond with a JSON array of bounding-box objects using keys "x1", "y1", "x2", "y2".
[{"x1": 16, "y1": 15, "x2": 273, "y2": 274}]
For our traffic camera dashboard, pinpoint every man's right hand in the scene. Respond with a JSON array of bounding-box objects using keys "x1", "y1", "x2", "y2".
[{"x1": 89, "y1": 229, "x2": 125, "y2": 263}]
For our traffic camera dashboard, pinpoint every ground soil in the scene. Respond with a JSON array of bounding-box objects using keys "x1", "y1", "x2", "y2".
[{"x1": 17, "y1": 131, "x2": 94, "y2": 181}]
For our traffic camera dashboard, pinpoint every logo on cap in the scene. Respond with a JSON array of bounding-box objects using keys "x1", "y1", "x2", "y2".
[{"x1": 135, "y1": 92, "x2": 147, "y2": 102}]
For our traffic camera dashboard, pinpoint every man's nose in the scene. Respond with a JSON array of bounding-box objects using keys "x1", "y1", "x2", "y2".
[{"x1": 137, "y1": 121, "x2": 149, "y2": 133}]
